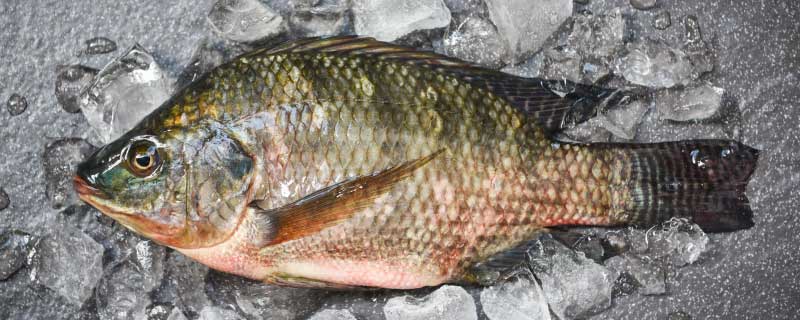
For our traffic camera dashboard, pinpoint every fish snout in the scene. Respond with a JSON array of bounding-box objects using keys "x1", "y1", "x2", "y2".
[{"x1": 73, "y1": 174, "x2": 108, "y2": 200}]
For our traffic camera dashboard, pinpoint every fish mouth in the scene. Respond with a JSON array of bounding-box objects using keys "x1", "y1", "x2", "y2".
[{"x1": 73, "y1": 174, "x2": 109, "y2": 201}]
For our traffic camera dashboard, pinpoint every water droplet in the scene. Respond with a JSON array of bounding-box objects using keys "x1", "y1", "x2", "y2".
[
  {"x1": 0, "y1": 188, "x2": 9, "y2": 210},
  {"x1": 84, "y1": 37, "x2": 117, "y2": 55},
  {"x1": 6, "y1": 94, "x2": 28, "y2": 116}
]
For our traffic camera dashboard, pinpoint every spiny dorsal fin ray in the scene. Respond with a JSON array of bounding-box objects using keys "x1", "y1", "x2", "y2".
[
  {"x1": 251, "y1": 149, "x2": 444, "y2": 246},
  {"x1": 257, "y1": 36, "x2": 626, "y2": 133}
]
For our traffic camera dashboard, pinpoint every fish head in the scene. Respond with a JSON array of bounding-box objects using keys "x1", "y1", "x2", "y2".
[{"x1": 75, "y1": 125, "x2": 256, "y2": 250}]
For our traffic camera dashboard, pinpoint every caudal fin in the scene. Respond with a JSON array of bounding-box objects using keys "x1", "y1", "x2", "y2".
[{"x1": 619, "y1": 140, "x2": 759, "y2": 233}]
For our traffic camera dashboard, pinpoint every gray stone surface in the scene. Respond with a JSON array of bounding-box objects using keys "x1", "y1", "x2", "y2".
[{"x1": 0, "y1": 0, "x2": 798, "y2": 319}]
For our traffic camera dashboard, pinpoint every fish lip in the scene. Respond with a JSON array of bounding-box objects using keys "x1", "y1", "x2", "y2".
[{"x1": 73, "y1": 174, "x2": 109, "y2": 200}]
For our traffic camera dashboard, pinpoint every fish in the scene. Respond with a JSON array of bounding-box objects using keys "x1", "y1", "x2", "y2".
[{"x1": 74, "y1": 36, "x2": 759, "y2": 289}]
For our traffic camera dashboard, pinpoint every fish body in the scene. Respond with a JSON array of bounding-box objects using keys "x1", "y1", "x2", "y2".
[{"x1": 75, "y1": 37, "x2": 758, "y2": 289}]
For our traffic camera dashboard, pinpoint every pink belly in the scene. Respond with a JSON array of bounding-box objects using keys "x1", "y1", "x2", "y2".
[{"x1": 277, "y1": 259, "x2": 446, "y2": 289}]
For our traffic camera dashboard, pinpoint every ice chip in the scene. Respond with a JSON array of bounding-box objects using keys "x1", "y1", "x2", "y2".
[
  {"x1": 162, "y1": 251, "x2": 210, "y2": 317},
  {"x1": 621, "y1": 218, "x2": 710, "y2": 266},
  {"x1": 480, "y1": 275, "x2": 551, "y2": 320},
  {"x1": 289, "y1": 0, "x2": 351, "y2": 37},
  {"x1": 43, "y1": 138, "x2": 97, "y2": 210},
  {"x1": 208, "y1": 0, "x2": 286, "y2": 43},
  {"x1": 529, "y1": 236, "x2": 615, "y2": 319},
  {"x1": 6, "y1": 93, "x2": 28, "y2": 116},
  {"x1": 653, "y1": 11, "x2": 672, "y2": 30},
  {"x1": 79, "y1": 44, "x2": 173, "y2": 144},
  {"x1": 630, "y1": 0, "x2": 657, "y2": 10},
  {"x1": 83, "y1": 37, "x2": 118, "y2": 55},
  {"x1": 384, "y1": 285, "x2": 477, "y2": 320},
  {"x1": 197, "y1": 306, "x2": 245, "y2": 320},
  {"x1": 605, "y1": 254, "x2": 667, "y2": 295},
  {"x1": 205, "y1": 270, "x2": 326, "y2": 320},
  {"x1": 657, "y1": 83, "x2": 723, "y2": 121},
  {"x1": 30, "y1": 226, "x2": 104, "y2": 306},
  {"x1": 308, "y1": 309, "x2": 359, "y2": 320},
  {"x1": 485, "y1": 0, "x2": 572, "y2": 64},
  {"x1": 599, "y1": 100, "x2": 649, "y2": 140},
  {"x1": 443, "y1": 0, "x2": 481, "y2": 13},
  {"x1": 55, "y1": 65, "x2": 98, "y2": 113},
  {"x1": 615, "y1": 39, "x2": 696, "y2": 88},
  {"x1": 538, "y1": 9, "x2": 624, "y2": 84},
  {"x1": 439, "y1": 15, "x2": 509, "y2": 68},
  {"x1": 167, "y1": 307, "x2": 190, "y2": 320},
  {"x1": 352, "y1": 0, "x2": 451, "y2": 41},
  {"x1": 94, "y1": 262, "x2": 153, "y2": 319},
  {"x1": 175, "y1": 39, "x2": 228, "y2": 89},
  {"x1": 0, "y1": 230, "x2": 36, "y2": 280}
]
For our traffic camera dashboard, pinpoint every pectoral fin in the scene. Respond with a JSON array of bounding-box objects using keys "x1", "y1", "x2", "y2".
[{"x1": 251, "y1": 150, "x2": 443, "y2": 246}]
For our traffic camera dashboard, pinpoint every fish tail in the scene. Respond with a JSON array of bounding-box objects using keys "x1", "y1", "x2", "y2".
[{"x1": 612, "y1": 139, "x2": 759, "y2": 232}]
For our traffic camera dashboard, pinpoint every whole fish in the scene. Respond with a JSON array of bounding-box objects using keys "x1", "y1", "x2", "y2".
[{"x1": 74, "y1": 37, "x2": 758, "y2": 289}]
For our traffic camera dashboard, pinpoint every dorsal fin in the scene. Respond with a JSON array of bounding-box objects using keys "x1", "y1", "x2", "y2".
[{"x1": 255, "y1": 36, "x2": 627, "y2": 133}]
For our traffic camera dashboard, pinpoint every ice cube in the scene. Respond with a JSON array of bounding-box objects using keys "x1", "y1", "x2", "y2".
[
  {"x1": 656, "y1": 83, "x2": 723, "y2": 121},
  {"x1": 653, "y1": 11, "x2": 672, "y2": 30},
  {"x1": 352, "y1": 0, "x2": 451, "y2": 41},
  {"x1": 308, "y1": 309, "x2": 359, "y2": 320},
  {"x1": 167, "y1": 307, "x2": 190, "y2": 320},
  {"x1": 288, "y1": 0, "x2": 351, "y2": 37},
  {"x1": 443, "y1": 0, "x2": 482, "y2": 13},
  {"x1": 0, "y1": 230, "x2": 36, "y2": 280},
  {"x1": 0, "y1": 187, "x2": 9, "y2": 210},
  {"x1": 630, "y1": 0, "x2": 657, "y2": 10},
  {"x1": 208, "y1": 0, "x2": 287, "y2": 43},
  {"x1": 175, "y1": 39, "x2": 228, "y2": 90},
  {"x1": 439, "y1": 14, "x2": 509, "y2": 68},
  {"x1": 384, "y1": 285, "x2": 477, "y2": 320},
  {"x1": 94, "y1": 262, "x2": 152, "y2": 319},
  {"x1": 538, "y1": 9, "x2": 625, "y2": 84},
  {"x1": 83, "y1": 37, "x2": 118, "y2": 55},
  {"x1": 605, "y1": 254, "x2": 667, "y2": 295},
  {"x1": 161, "y1": 251, "x2": 210, "y2": 318},
  {"x1": 43, "y1": 138, "x2": 97, "y2": 210},
  {"x1": 55, "y1": 65, "x2": 98, "y2": 113},
  {"x1": 485, "y1": 0, "x2": 572, "y2": 64},
  {"x1": 79, "y1": 44, "x2": 174, "y2": 144},
  {"x1": 205, "y1": 270, "x2": 326, "y2": 320},
  {"x1": 615, "y1": 39, "x2": 695, "y2": 88},
  {"x1": 559, "y1": 117, "x2": 613, "y2": 142},
  {"x1": 480, "y1": 275, "x2": 552, "y2": 320},
  {"x1": 600, "y1": 100, "x2": 649, "y2": 140},
  {"x1": 6, "y1": 93, "x2": 28, "y2": 116},
  {"x1": 529, "y1": 236, "x2": 615, "y2": 319},
  {"x1": 197, "y1": 306, "x2": 245, "y2": 320},
  {"x1": 29, "y1": 226, "x2": 104, "y2": 306}
]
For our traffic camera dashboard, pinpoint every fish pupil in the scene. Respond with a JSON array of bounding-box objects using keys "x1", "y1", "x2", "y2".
[{"x1": 135, "y1": 154, "x2": 151, "y2": 168}]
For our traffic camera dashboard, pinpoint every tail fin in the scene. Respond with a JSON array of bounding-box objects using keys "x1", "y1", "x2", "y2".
[{"x1": 618, "y1": 140, "x2": 759, "y2": 233}]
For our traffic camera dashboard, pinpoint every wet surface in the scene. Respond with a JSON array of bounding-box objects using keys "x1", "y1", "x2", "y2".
[{"x1": 0, "y1": 0, "x2": 798, "y2": 319}]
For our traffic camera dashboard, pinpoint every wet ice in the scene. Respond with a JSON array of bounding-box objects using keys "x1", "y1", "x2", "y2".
[
  {"x1": 288, "y1": 0, "x2": 351, "y2": 37},
  {"x1": 656, "y1": 83, "x2": 723, "y2": 121},
  {"x1": 384, "y1": 285, "x2": 477, "y2": 320},
  {"x1": 438, "y1": 14, "x2": 509, "y2": 68},
  {"x1": 0, "y1": 230, "x2": 36, "y2": 280},
  {"x1": 352, "y1": 0, "x2": 451, "y2": 41},
  {"x1": 529, "y1": 236, "x2": 615, "y2": 319},
  {"x1": 55, "y1": 65, "x2": 98, "y2": 113},
  {"x1": 207, "y1": 0, "x2": 286, "y2": 43},
  {"x1": 42, "y1": 138, "x2": 96, "y2": 210},
  {"x1": 485, "y1": 0, "x2": 572, "y2": 64},
  {"x1": 308, "y1": 309, "x2": 359, "y2": 320},
  {"x1": 480, "y1": 274, "x2": 551, "y2": 320},
  {"x1": 79, "y1": 44, "x2": 174, "y2": 144}
]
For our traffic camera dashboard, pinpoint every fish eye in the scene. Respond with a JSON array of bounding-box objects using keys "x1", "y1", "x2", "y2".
[{"x1": 127, "y1": 140, "x2": 161, "y2": 177}]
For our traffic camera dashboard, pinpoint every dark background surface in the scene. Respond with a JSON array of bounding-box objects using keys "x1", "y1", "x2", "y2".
[{"x1": 0, "y1": 0, "x2": 798, "y2": 319}]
